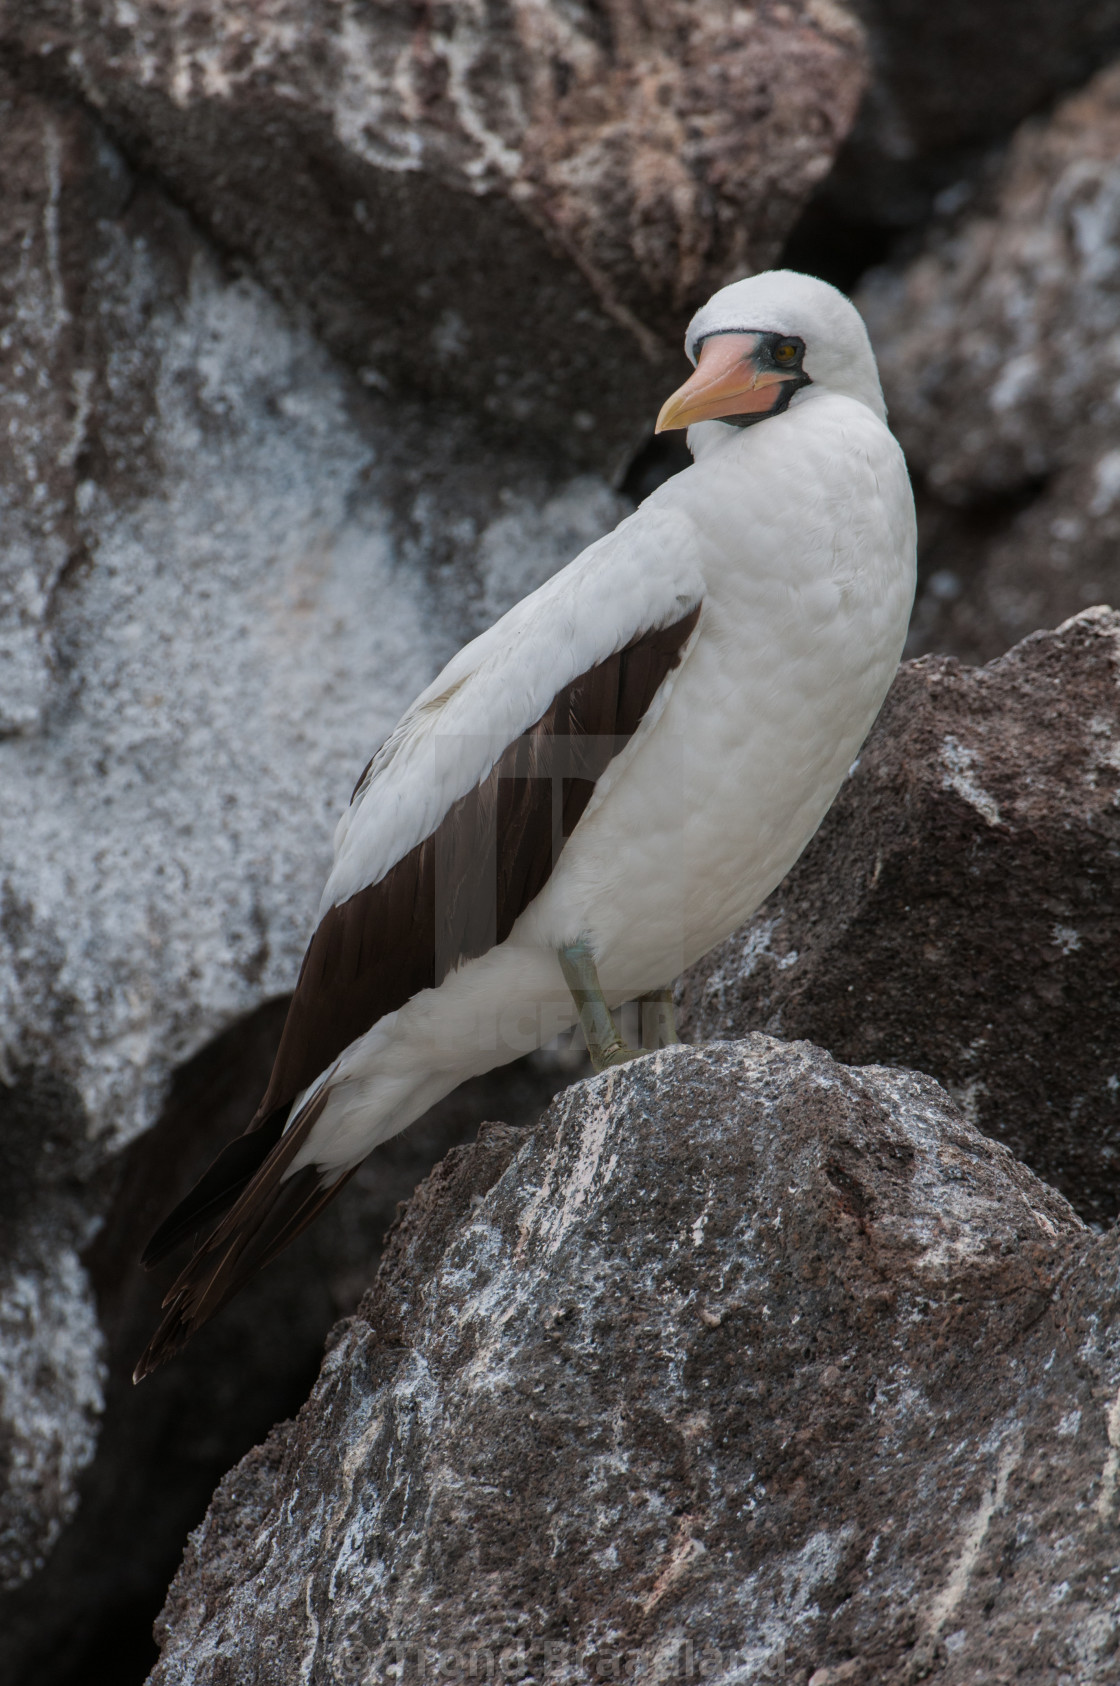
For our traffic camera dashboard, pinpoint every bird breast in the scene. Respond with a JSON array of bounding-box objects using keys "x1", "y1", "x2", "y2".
[{"x1": 521, "y1": 392, "x2": 917, "y2": 994}]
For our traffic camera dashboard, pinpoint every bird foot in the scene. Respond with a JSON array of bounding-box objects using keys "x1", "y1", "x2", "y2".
[
  {"x1": 558, "y1": 939, "x2": 643, "y2": 1074},
  {"x1": 593, "y1": 1039, "x2": 641, "y2": 1073}
]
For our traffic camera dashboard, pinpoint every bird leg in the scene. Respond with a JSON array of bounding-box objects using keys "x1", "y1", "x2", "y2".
[
  {"x1": 558, "y1": 939, "x2": 639, "y2": 1072},
  {"x1": 638, "y1": 986, "x2": 679, "y2": 1050}
]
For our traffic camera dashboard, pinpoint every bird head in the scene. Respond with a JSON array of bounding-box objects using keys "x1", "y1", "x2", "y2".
[{"x1": 655, "y1": 270, "x2": 886, "y2": 441}]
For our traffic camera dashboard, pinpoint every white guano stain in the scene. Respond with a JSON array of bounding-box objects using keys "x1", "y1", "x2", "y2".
[
  {"x1": 1085, "y1": 713, "x2": 1120, "y2": 794},
  {"x1": 333, "y1": 13, "x2": 426, "y2": 172},
  {"x1": 925, "y1": 1429, "x2": 1023, "y2": 1634},
  {"x1": 539, "y1": 1079, "x2": 621, "y2": 1256},
  {"x1": 989, "y1": 351, "x2": 1039, "y2": 413},
  {"x1": 701, "y1": 918, "x2": 797, "y2": 1019},
  {"x1": 170, "y1": 40, "x2": 194, "y2": 106},
  {"x1": 58, "y1": 369, "x2": 94, "y2": 469},
  {"x1": 940, "y1": 736, "x2": 1002, "y2": 826},
  {"x1": 435, "y1": 13, "x2": 525, "y2": 183},
  {"x1": 1095, "y1": 1383, "x2": 1120, "y2": 1523},
  {"x1": 299, "y1": 1575, "x2": 320, "y2": 1684},
  {"x1": 42, "y1": 119, "x2": 67, "y2": 339},
  {"x1": 947, "y1": 1075, "x2": 986, "y2": 1130},
  {"x1": 506, "y1": 1075, "x2": 632, "y2": 1389},
  {"x1": 514, "y1": 1113, "x2": 568, "y2": 1257},
  {"x1": 691, "y1": 1199, "x2": 712, "y2": 1249},
  {"x1": 325, "y1": 1397, "x2": 388, "y2": 1560}
]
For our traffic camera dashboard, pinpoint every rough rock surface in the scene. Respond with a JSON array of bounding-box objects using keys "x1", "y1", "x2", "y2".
[
  {"x1": 859, "y1": 61, "x2": 1120, "y2": 661},
  {"x1": 826, "y1": 0, "x2": 1120, "y2": 236},
  {"x1": 2, "y1": 0, "x2": 867, "y2": 469},
  {"x1": 679, "y1": 610, "x2": 1120, "y2": 1229},
  {"x1": 149, "y1": 1036, "x2": 1120, "y2": 1685},
  {"x1": 0, "y1": 75, "x2": 122, "y2": 736}
]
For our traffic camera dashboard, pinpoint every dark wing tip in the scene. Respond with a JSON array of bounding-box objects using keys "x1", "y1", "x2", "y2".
[
  {"x1": 133, "y1": 1160, "x2": 354, "y2": 1380},
  {"x1": 133, "y1": 1299, "x2": 193, "y2": 1383},
  {"x1": 140, "y1": 1110, "x2": 289, "y2": 1270},
  {"x1": 140, "y1": 1202, "x2": 220, "y2": 1272},
  {"x1": 133, "y1": 1090, "x2": 349, "y2": 1378}
]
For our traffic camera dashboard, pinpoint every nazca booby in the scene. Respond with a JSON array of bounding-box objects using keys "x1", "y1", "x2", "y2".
[{"x1": 135, "y1": 269, "x2": 916, "y2": 1379}]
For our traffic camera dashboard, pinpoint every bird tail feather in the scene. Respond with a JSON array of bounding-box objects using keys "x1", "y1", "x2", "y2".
[
  {"x1": 139, "y1": 1107, "x2": 289, "y2": 1269},
  {"x1": 133, "y1": 1088, "x2": 353, "y2": 1382}
]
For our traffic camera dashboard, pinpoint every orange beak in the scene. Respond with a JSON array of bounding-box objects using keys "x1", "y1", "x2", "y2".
[{"x1": 655, "y1": 333, "x2": 799, "y2": 433}]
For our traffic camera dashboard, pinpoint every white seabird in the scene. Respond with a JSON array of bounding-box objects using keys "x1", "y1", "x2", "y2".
[{"x1": 136, "y1": 269, "x2": 916, "y2": 1378}]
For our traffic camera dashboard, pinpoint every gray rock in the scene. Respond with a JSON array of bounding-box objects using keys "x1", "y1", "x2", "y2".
[
  {"x1": 0, "y1": 123, "x2": 618, "y2": 1128},
  {"x1": 0, "y1": 1228, "x2": 105, "y2": 1592},
  {"x1": 150, "y1": 1036, "x2": 1120, "y2": 1685},
  {"x1": 857, "y1": 61, "x2": 1120, "y2": 661},
  {"x1": 0, "y1": 75, "x2": 620, "y2": 1637},
  {"x1": 0, "y1": 77, "x2": 130, "y2": 735},
  {"x1": 678, "y1": 610, "x2": 1120, "y2": 1228},
  {"x1": 2, "y1": 0, "x2": 868, "y2": 469}
]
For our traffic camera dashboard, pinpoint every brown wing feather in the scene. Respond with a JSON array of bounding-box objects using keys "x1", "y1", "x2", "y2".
[{"x1": 135, "y1": 603, "x2": 700, "y2": 1376}]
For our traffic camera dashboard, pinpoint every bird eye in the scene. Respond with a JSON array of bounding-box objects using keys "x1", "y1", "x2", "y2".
[{"x1": 774, "y1": 341, "x2": 798, "y2": 364}]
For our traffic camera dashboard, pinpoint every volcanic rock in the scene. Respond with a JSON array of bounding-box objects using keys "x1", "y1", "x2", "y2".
[
  {"x1": 679, "y1": 609, "x2": 1120, "y2": 1228},
  {"x1": 858, "y1": 61, "x2": 1120, "y2": 661},
  {"x1": 1, "y1": 0, "x2": 868, "y2": 470},
  {"x1": 1, "y1": 1004, "x2": 581, "y2": 1686},
  {"x1": 149, "y1": 1037, "x2": 1120, "y2": 1685},
  {"x1": 0, "y1": 75, "x2": 127, "y2": 735},
  {"x1": 828, "y1": 0, "x2": 1120, "y2": 236}
]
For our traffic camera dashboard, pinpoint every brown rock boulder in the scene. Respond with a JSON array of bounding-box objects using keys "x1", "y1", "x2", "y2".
[
  {"x1": 858, "y1": 61, "x2": 1120, "y2": 661},
  {"x1": 150, "y1": 1038, "x2": 1120, "y2": 1684},
  {"x1": 2, "y1": 0, "x2": 867, "y2": 469},
  {"x1": 679, "y1": 610, "x2": 1120, "y2": 1226}
]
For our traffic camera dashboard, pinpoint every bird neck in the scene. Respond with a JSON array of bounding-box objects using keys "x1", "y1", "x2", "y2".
[{"x1": 685, "y1": 419, "x2": 744, "y2": 462}]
